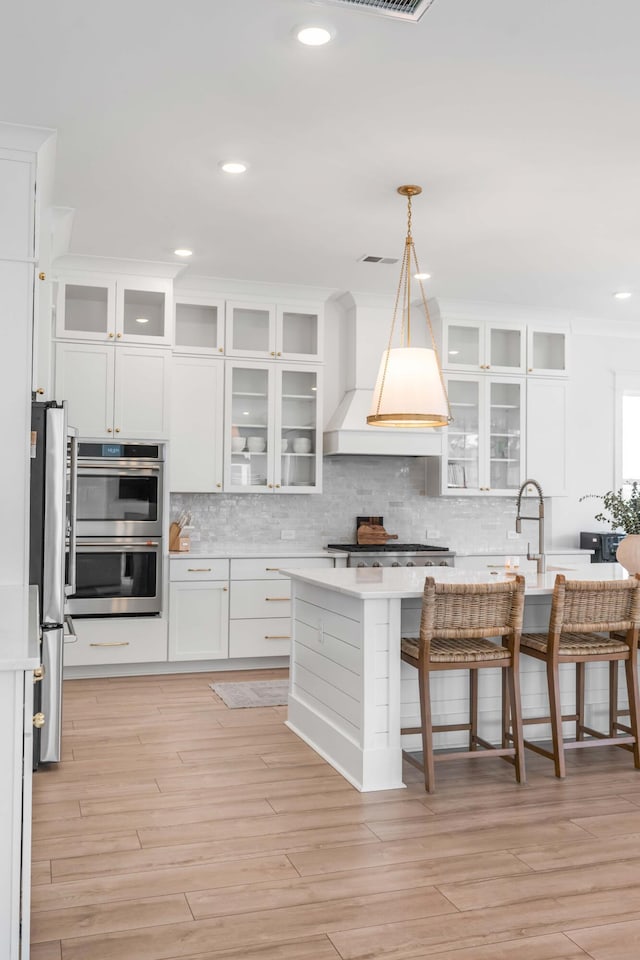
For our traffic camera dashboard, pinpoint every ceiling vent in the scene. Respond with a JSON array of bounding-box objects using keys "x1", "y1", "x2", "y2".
[
  {"x1": 311, "y1": 0, "x2": 437, "y2": 22},
  {"x1": 359, "y1": 255, "x2": 399, "y2": 264}
]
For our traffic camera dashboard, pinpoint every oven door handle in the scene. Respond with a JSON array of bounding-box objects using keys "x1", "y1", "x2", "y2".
[{"x1": 77, "y1": 541, "x2": 160, "y2": 548}]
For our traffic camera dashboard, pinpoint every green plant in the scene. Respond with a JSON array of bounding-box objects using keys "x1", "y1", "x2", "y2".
[{"x1": 580, "y1": 482, "x2": 640, "y2": 534}]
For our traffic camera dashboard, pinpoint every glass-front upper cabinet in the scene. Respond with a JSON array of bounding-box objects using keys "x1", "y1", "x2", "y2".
[
  {"x1": 442, "y1": 319, "x2": 525, "y2": 374},
  {"x1": 225, "y1": 362, "x2": 273, "y2": 492},
  {"x1": 225, "y1": 301, "x2": 323, "y2": 361},
  {"x1": 223, "y1": 360, "x2": 322, "y2": 493},
  {"x1": 442, "y1": 374, "x2": 524, "y2": 495},
  {"x1": 527, "y1": 327, "x2": 569, "y2": 377},
  {"x1": 276, "y1": 367, "x2": 322, "y2": 493},
  {"x1": 174, "y1": 296, "x2": 225, "y2": 355},
  {"x1": 56, "y1": 276, "x2": 171, "y2": 345}
]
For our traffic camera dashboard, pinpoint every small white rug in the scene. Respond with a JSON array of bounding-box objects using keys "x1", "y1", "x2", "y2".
[{"x1": 210, "y1": 679, "x2": 289, "y2": 709}]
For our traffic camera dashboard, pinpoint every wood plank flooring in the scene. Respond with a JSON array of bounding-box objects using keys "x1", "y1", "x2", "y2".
[{"x1": 30, "y1": 669, "x2": 640, "y2": 960}]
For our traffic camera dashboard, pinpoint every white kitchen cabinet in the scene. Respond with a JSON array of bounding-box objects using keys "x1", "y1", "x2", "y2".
[
  {"x1": 226, "y1": 300, "x2": 323, "y2": 362},
  {"x1": 224, "y1": 360, "x2": 322, "y2": 493},
  {"x1": 55, "y1": 341, "x2": 171, "y2": 440},
  {"x1": 526, "y1": 377, "x2": 568, "y2": 497},
  {"x1": 442, "y1": 318, "x2": 526, "y2": 374},
  {"x1": 174, "y1": 294, "x2": 225, "y2": 355},
  {"x1": 228, "y1": 555, "x2": 335, "y2": 659},
  {"x1": 169, "y1": 572, "x2": 229, "y2": 661},
  {"x1": 55, "y1": 275, "x2": 172, "y2": 346},
  {"x1": 434, "y1": 374, "x2": 525, "y2": 496},
  {"x1": 526, "y1": 326, "x2": 569, "y2": 377},
  {"x1": 64, "y1": 616, "x2": 168, "y2": 667},
  {"x1": 32, "y1": 272, "x2": 54, "y2": 400},
  {"x1": 170, "y1": 356, "x2": 224, "y2": 492}
]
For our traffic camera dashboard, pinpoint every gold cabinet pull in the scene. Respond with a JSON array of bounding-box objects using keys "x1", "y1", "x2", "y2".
[
  {"x1": 39, "y1": 271, "x2": 46, "y2": 280},
  {"x1": 264, "y1": 635, "x2": 291, "y2": 640},
  {"x1": 187, "y1": 567, "x2": 212, "y2": 572},
  {"x1": 36, "y1": 387, "x2": 45, "y2": 395},
  {"x1": 116, "y1": 332, "x2": 122, "y2": 339},
  {"x1": 89, "y1": 641, "x2": 130, "y2": 647},
  {"x1": 108, "y1": 332, "x2": 115, "y2": 338},
  {"x1": 265, "y1": 596, "x2": 289, "y2": 601},
  {"x1": 223, "y1": 586, "x2": 228, "y2": 591},
  {"x1": 107, "y1": 427, "x2": 113, "y2": 433},
  {"x1": 265, "y1": 567, "x2": 280, "y2": 571},
  {"x1": 33, "y1": 666, "x2": 45, "y2": 683},
  {"x1": 115, "y1": 428, "x2": 121, "y2": 433},
  {"x1": 33, "y1": 713, "x2": 46, "y2": 728}
]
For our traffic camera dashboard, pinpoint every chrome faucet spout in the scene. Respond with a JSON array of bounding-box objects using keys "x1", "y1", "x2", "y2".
[{"x1": 515, "y1": 478, "x2": 546, "y2": 574}]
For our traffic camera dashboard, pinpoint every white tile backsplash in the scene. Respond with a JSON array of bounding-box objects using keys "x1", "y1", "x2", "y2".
[{"x1": 171, "y1": 456, "x2": 534, "y2": 553}]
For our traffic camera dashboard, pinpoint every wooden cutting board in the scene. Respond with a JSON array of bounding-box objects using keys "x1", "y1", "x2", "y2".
[{"x1": 357, "y1": 524, "x2": 399, "y2": 545}]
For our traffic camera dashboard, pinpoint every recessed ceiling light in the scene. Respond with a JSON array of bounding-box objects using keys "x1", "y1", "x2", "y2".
[
  {"x1": 220, "y1": 161, "x2": 248, "y2": 175},
  {"x1": 174, "y1": 248, "x2": 193, "y2": 257},
  {"x1": 448, "y1": 350, "x2": 459, "y2": 355},
  {"x1": 614, "y1": 291, "x2": 632, "y2": 300},
  {"x1": 296, "y1": 26, "x2": 333, "y2": 46},
  {"x1": 242, "y1": 411, "x2": 250, "y2": 416},
  {"x1": 135, "y1": 317, "x2": 150, "y2": 324},
  {"x1": 414, "y1": 272, "x2": 431, "y2": 280}
]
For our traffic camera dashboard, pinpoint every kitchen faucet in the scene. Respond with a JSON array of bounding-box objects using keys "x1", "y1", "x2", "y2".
[{"x1": 515, "y1": 478, "x2": 546, "y2": 574}]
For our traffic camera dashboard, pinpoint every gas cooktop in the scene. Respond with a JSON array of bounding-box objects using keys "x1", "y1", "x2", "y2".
[{"x1": 327, "y1": 543, "x2": 450, "y2": 553}]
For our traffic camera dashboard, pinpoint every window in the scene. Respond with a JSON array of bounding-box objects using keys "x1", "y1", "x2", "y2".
[{"x1": 615, "y1": 373, "x2": 640, "y2": 493}]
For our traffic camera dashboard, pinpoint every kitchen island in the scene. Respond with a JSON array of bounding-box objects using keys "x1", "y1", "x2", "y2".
[{"x1": 284, "y1": 563, "x2": 631, "y2": 791}]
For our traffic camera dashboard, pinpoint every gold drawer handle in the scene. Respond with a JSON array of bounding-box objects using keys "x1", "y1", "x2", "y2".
[
  {"x1": 265, "y1": 567, "x2": 280, "y2": 572},
  {"x1": 89, "y1": 641, "x2": 130, "y2": 647},
  {"x1": 265, "y1": 635, "x2": 291, "y2": 640},
  {"x1": 265, "y1": 597, "x2": 289, "y2": 601},
  {"x1": 187, "y1": 567, "x2": 212, "y2": 572}
]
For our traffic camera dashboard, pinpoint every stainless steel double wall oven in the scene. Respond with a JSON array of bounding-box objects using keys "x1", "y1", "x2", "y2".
[{"x1": 67, "y1": 441, "x2": 164, "y2": 616}]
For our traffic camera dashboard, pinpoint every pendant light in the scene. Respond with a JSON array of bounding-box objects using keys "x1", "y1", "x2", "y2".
[{"x1": 367, "y1": 185, "x2": 451, "y2": 428}]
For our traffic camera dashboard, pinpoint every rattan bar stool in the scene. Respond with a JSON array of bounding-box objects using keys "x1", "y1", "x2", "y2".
[
  {"x1": 518, "y1": 573, "x2": 640, "y2": 778},
  {"x1": 400, "y1": 575, "x2": 526, "y2": 793}
]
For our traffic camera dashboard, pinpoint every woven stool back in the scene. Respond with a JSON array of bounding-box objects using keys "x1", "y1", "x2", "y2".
[
  {"x1": 420, "y1": 577, "x2": 525, "y2": 644},
  {"x1": 549, "y1": 574, "x2": 640, "y2": 636}
]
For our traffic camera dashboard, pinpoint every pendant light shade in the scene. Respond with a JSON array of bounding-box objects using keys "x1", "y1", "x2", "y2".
[
  {"x1": 368, "y1": 347, "x2": 449, "y2": 428},
  {"x1": 367, "y1": 185, "x2": 451, "y2": 429}
]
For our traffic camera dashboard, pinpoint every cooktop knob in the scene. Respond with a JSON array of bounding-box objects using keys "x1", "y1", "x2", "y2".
[
  {"x1": 372, "y1": 561, "x2": 382, "y2": 567},
  {"x1": 391, "y1": 561, "x2": 400, "y2": 567},
  {"x1": 406, "y1": 561, "x2": 416, "y2": 567},
  {"x1": 357, "y1": 562, "x2": 366, "y2": 568},
  {"x1": 439, "y1": 560, "x2": 449, "y2": 566}
]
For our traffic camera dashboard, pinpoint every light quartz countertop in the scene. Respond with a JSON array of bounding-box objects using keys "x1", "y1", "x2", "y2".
[
  {"x1": 169, "y1": 544, "x2": 344, "y2": 559},
  {"x1": 0, "y1": 584, "x2": 40, "y2": 670},
  {"x1": 282, "y1": 562, "x2": 630, "y2": 600},
  {"x1": 454, "y1": 548, "x2": 594, "y2": 557}
]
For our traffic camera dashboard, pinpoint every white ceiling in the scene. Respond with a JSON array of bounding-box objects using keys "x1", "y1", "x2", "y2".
[{"x1": 2, "y1": 0, "x2": 640, "y2": 322}]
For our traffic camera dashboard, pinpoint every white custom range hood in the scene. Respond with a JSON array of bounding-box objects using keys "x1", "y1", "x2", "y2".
[{"x1": 323, "y1": 293, "x2": 445, "y2": 457}]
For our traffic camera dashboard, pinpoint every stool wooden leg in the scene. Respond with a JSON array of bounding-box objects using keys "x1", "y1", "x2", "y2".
[
  {"x1": 576, "y1": 662, "x2": 585, "y2": 740},
  {"x1": 469, "y1": 669, "x2": 478, "y2": 750},
  {"x1": 418, "y1": 658, "x2": 435, "y2": 793},
  {"x1": 507, "y1": 662, "x2": 526, "y2": 785},
  {"x1": 610, "y1": 660, "x2": 619, "y2": 737},
  {"x1": 501, "y1": 667, "x2": 510, "y2": 749},
  {"x1": 624, "y1": 654, "x2": 640, "y2": 769},
  {"x1": 547, "y1": 658, "x2": 566, "y2": 779}
]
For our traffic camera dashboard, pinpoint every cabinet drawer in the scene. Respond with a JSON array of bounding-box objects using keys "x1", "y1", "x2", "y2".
[
  {"x1": 170, "y1": 558, "x2": 229, "y2": 581},
  {"x1": 230, "y1": 579, "x2": 291, "y2": 619},
  {"x1": 64, "y1": 617, "x2": 168, "y2": 666},
  {"x1": 230, "y1": 556, "x2": 334, "y2": 580},
  {"x1": 229, "y1": 619, "x2": 291, "y2": 658}
]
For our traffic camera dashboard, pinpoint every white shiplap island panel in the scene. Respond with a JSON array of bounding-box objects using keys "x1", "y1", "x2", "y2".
[{"x1": 284, "y1": 564, "x2": 632, "y2": 791}]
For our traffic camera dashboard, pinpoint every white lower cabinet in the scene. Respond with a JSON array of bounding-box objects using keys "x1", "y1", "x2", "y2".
[
  {"x1": 229, "y1": 555, "x2": 335, "y2": 659},
  {"x1": 168, "y1": 559, "x2": 230, "y2": 661},
  {"x1": 64, "y1": 616, "x2": 168, "y2": 666}
]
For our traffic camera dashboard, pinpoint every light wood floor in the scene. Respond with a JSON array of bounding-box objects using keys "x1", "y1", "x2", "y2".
[{"x1": 30, "y1": 669, "x2": 640, "y2": 960}]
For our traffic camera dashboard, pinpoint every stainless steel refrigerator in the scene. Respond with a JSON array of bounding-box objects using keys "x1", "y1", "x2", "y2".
[{"x1": 29, "y1": 401, "x2": 77, "y2": 766}]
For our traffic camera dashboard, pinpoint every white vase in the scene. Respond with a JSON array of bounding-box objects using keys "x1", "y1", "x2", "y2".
[{"x1": 616, "y1": 534, "x2": 640, "y2": 574}]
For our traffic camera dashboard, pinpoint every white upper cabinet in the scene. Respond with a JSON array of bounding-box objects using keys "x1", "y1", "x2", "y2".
[
  {"x1": 174, "y1": 295, "x2": 225, "y2": 355},
  {"x1": 225, "y1": 300, "x2": 323, "y2": 361},
  {"x1": 55, "y1": 341, "x2": 170, "y2": 440},
  {"x1": 526, "y1": 327, "x2": 569, "y2": 377},
  {"x1": 442, "y1": 319, "x2": 526, "y2": 374},
  {"x1": 55, "y1": 275, "x2": 172, "y2": 346},
  {"x1": 169, "y1": 356, "x2": 224, "y2": 493},
  {"x1": 224, "y1": 360, "x2": 322, "y2": 494}
]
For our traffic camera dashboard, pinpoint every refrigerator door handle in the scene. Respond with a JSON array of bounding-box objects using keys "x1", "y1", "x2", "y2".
[
  {"x1": 40, "y1": 626, "x2": 64, "y2": 763},
  {"x1": 66, "y1": 432, "x2": 78, "y2": 598}
]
